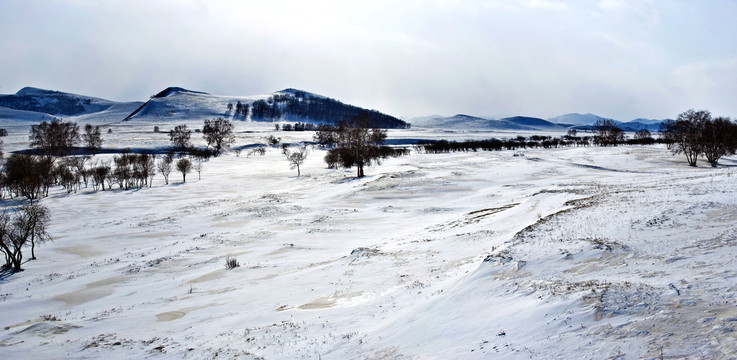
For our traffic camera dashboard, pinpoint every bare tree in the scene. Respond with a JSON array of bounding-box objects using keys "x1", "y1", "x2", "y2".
[
  {"x1": 177, "y1": 158, "x2": 192, "y2": 183},
  {"x1": 157, "y1": 154, "x2": 173, "y2": 185},
  {"x1": 193, "y1": 158, "x2": 204, "y2": 180},
  {"x1": 29, "y1": 119, "x2": 80, "y2": 157},
  {"x1": 593, "y1": 119, "x2": 624, "y2": 146},
  {"x1": 282, "y1": 144, "x2": 309, "y2": 176},
  {"x1": 313, "y1": 124, "x2": 337, "y2": 147},
  {"x1": 68, "y1": 156, "x2": 90, "y2": 188},
  {"x1": 16, "y1": 203, "x2": 50, "y2": 260},
  {"x1": 324, "y1": 115, "x2": 391, "y2": 178},
  {"x1": 169, "y1": 124, "x2": 192, "y2": 153},
  {"x1": 659, "y1": 120, "x2": 678, "y2": 150},
  {"x1": 672, "y1": 109, "x2": 711, "y2": 166},
  {"x1": 4, "y1": 154, "x2": 43, "y2": 201},
  {"x1": 202, "y1": 117, "x2": 234, "y2": 155},
  {"x1": 90, "y1": 161, "x2": 111, "y2": 191},
  {"x1": 82, "y1": 124, "x2": 103, "y2": 155},
  {"x1": 0, "y1": 203, "x2": 51, "y2": 271},
  {"x1": 634, "y1": 129, "x2": 651, "y2": 140},
  {"x1": 0, "y1": 212, "x2": 21, "y2": 270},
  {"x1": 701, "y1": 116, "x2": 737, "y2": 167},
  {"x1": 267, "y1": 135, "x2": 281, "y2": 147}
]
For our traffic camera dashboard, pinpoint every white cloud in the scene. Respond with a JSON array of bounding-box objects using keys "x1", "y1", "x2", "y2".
[
  {"x1": 0, "y1": 1, "x2": 735, "y2": 120},
  {"x1": 524, "y1": 0, "x2": 568, "y2": 11},
  {"x1": 599, "y1": 0, "x2": 627, "y2": 10}
]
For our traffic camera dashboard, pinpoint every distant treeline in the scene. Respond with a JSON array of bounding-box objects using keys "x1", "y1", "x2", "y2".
[
  {"x1": 229, "y1": 91, "x2": 410, "y2": 129},
  {"x1": 416, "y1": 134, "x2": 661, "y2": 154}
]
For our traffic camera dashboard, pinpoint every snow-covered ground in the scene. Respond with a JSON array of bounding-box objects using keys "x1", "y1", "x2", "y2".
[{"x1": 1, "y1": 124, "x2": 736, "y2": 359}]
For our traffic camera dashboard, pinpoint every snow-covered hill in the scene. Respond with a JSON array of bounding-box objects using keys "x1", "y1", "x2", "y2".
[
  {"x1": 122, "y1": 86, "x2": 266, "y2": 122},
  {"x1": 124, "y1": 87, "x2": 409, "y2": 128},
  {"x1": 547, "y1": 113, "x2": 613, "y2": 126},
  {"x1": 0, "y1": 106, "x2": 58, "y2": 124},
  {"x1": 0, "y1": 87, "x2": 143, "y2": 125},
  {"x1": 498, "y1": 116, "x2": 566, "y2": 131}
]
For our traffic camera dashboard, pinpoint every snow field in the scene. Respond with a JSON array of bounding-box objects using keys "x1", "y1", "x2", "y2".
[{"x1": 0, "y1": 126, "x2": 735, "y2": 359}]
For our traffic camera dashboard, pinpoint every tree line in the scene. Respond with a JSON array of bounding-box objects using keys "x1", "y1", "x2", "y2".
[{"x1": 414, "y1": 110, "x2": 737, "y2": 168}]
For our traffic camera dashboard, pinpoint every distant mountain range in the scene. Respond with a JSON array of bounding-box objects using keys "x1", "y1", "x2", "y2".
[
  {"x1": 411, "y1": 114, "x2": 566, "y2": 132},
  {"x1": 0, "y1": 86, "x2": 409, "y2": 128},
  {"x1": 549, "y1": 113, "x2": 666, "y2": 131},
  {"x1": 0, "y1": 86, "x2": 669, "y2": 131},
  {"x1": 412, "y1": 112, "x2": 667, "y2": 132}
]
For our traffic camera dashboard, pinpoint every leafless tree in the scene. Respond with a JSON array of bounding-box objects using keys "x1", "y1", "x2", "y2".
[
  {"x1": 16, "y1": 203, "x2": 50, "y2": 260},
  {"x1": 313, "y1": 124, "x2": 337, "y2": 147},
  {"x1": 90, "y1": 161, "x2": 111, "y2": 191},
  {"x1": 157, "y1": 154, "x2": 173, "y2": 185},
  {"x1": 701, "y1": 116, "x2": 737, "y2": 167},
  {"x1": 672, "y1": 109, "x2": 711, "y2": 166},
  {"x1": 4, "y1": 154, "x2": 43, "y2": 201},
  {"x1": 82, "y1": 124, "x2": 103, "y2": 155},
  {"x1": 169, "y1": 124, "x2": 192, "y2": 153},
  {"x1": 202, "y1": 118, "x2": 235, "y2": 155},
  {"x1": 29, "y1": 119, "x2": 80, "y2": 157},
  {"x1": 282, "y1": 144, "x2": 309, "y2": 176},
  {"x1": 593, "y1": 119, "x2": 624, "y2": 146},
  {"x1": 0, "y1": 203, "x2": 51, "y2": 271},
  {"x1": 177, "y1": 158, "x2": 192, "y2": 183},
  {"x1": 324, "y1": 115, "x2": 390, "y2": 178},
  {"x1": 193, "y1": 158, "x2": 204, "y2": 180}
]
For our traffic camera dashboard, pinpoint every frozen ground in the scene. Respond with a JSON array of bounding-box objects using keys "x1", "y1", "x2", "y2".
[{"x1": 1, "y1": 124, "x2": 736, "y2": 359}]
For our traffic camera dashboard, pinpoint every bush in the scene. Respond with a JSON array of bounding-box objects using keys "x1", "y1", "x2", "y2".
[
  {"x1": 247, "y1": 148, "x2": 266, "y2": 157},
  {"x1": 225, "y1": 255, "x2": 239, "y2": 269}
]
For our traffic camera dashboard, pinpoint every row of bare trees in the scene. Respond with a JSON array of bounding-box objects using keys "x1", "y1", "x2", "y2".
[
  {"x1": 29, "y1": 119, "x2": 103, "y2": 156},
  {"x1": 169, "y1": 118, "x2": 235, "y2": 156}
]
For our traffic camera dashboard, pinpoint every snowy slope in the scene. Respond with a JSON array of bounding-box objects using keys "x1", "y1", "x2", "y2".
[
  {"x1": 0, "y1": 106, "x2": 58, "y2": 124},
  {"x1": 498, "y1": 116, "x2": 566, "y2": 130},
  {"x1": 123, "y1": 87, "x2": 268, "y2": 122},
  {"x1": 0, "y1": 87, "x2": 143, "y2": 125},
  {"x1": 123, "y1": 87, "x2": 408, "y2": 128},
  {"x1": 0, "y1": 124, "x2": 735, "y2": 359}
]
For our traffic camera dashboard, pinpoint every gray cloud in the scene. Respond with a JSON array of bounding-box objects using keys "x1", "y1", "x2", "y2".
[{"x1": 1, "y1": 0, "x2": 735, "y2": 121}]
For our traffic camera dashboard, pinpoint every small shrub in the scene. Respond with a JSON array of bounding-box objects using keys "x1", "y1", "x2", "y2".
[
  {"x1": 225, "y1": 255, "x2": 239, "y2": 269},
  {"x1": 247, "y1": 148, "x2": 266, "y2": 157},
  {"x1": 267, "y1": 135, "x2": 281, "y2": 147},
  {"x1": 41, "y1": 314, "x2": 60, "y2": 321}
]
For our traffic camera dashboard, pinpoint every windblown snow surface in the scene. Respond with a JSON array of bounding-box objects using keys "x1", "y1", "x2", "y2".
[{"x1": 1, "y1": 125, "x2": 736, "y2": 359}]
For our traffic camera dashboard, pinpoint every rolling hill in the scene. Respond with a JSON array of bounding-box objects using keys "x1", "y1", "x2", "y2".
[
  {"x1": 123, "y1": 87, "x2": 410, "y2": 128},
  {"x1": 0, "y1": 87, "x2": 409, "y2": 128},
  {"x1": 0, "y1": 87, "x2": 143, "y2": 125}
]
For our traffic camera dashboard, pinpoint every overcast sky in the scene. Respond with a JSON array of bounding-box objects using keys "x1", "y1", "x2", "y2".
[{"x1": 1, "y1": 0, "x2": 735, "y2": 120}]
